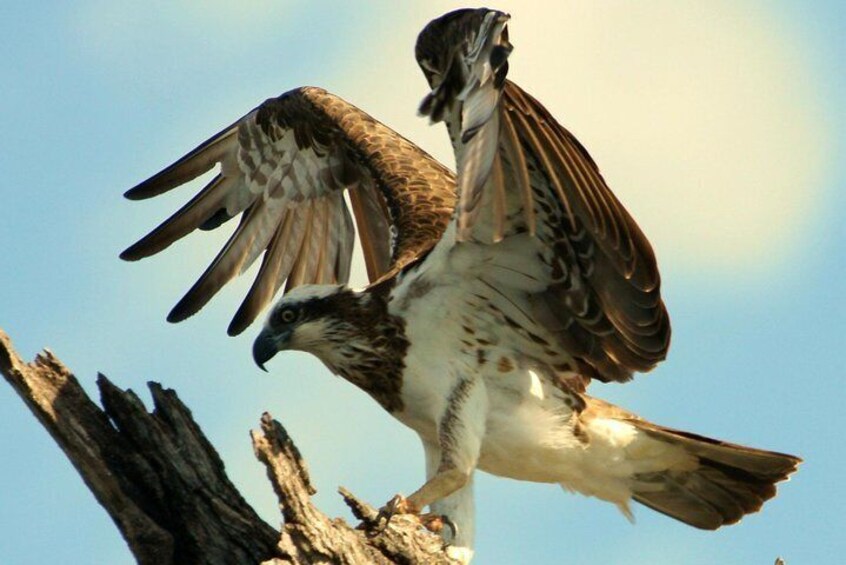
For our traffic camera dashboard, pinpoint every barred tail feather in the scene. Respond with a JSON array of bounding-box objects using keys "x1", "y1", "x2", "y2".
[{"x1": 628, "y1": 420, "x2": 801, "y2": 530}]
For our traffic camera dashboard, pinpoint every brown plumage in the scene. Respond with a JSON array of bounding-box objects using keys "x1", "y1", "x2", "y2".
[
  {"x1": 629, "y1": 422, "x2": 800, "y2": 530},
  {"x1": 579, "y1": 397, "x2": 800, "y2": 529},
  {"x1": 502, "y1": 81, "x2": 670, "y2": 382},
  {"x1": 122, "y1": 87, "x2": 455, "y2": 335}
]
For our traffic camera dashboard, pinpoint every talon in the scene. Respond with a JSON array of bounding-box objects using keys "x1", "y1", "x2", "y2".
[
  {"x1": 420, "y1": 513, "x2": 445, "y2": 534},
  {"x1": 442, "y1": 515, "x2": 458, "y2": 542},
  {"x1": 420, "y1": 513, "x2": 458, "y2": 542},
  {"x1": 370, "y1": 493, "x2": 415, "y2": 536},
  {"x1": 388, "y1": 493, "x2": 412, "y2": 515}
]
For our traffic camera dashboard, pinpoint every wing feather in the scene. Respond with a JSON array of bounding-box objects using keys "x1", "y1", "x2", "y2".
[
  {"x1": 229, "y1": 206, "x2": 311, "y2": 335},
  {"x1": 348, "y1": 183, "x2": 392, "y2": 281},
  {"x1": 448, "y1": 80, "x2": 669, "y2": 382},
  {"x1": 169, "y1": 194, "x2": 276, "y2": 323},
  {"x1": 316, "y1": 193, "x2": 343, "y2": 284},
  {"x1": 123, "y1": 87, "x2": 456, "y2": 334},
  {"x1": 334, "y1": 198, "x2": 355, "y2": 283},
  {"x1": 500, "y1": 115, "x2": 535, "y2": 236},
  {"x1": 120, "y1": 173, "x2": 237, "y2": 261},
  {"x1": 124, "y1": 125, "x2": 239, "y2": 200},
  {"x1": 504, "y1": 83, "x2": 658, "y2": 290},
  {"x1": 285, "y1": 200, "x2": 323, "y2": 292}
]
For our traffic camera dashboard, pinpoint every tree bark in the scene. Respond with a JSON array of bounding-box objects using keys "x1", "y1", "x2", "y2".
[{"x1": 0, "y1": 328, "x2": 454, "y2": 564}]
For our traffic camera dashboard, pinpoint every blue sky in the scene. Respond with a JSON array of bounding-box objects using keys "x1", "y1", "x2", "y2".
[{"x1": 1, "y1": 2, "x2": 843, "y2": 563}]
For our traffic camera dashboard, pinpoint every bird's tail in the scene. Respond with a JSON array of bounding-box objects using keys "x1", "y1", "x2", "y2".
[{"x1": 624, "y1": 418, "x2": 801, "y2": 529}]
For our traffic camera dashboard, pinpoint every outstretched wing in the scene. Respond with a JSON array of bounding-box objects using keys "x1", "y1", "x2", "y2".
[
  {"x1": 445, "y1": 80, "x2": 670, "y2": 383},
  {"x1": 122, "y1": 87, "x2": 455, "y2": 335}
]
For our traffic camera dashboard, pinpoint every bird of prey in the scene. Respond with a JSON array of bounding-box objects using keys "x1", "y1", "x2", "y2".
[{"x1": 122, "y1": 8, "x2": 800, "y2": 562}]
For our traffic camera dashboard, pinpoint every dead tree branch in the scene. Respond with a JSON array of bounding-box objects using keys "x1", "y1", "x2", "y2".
[{"x1": 0, "y1": 328, "x2": 453, "y2": 564}]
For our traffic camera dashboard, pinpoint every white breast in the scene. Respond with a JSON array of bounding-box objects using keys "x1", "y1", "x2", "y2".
[
  {"x1": 390, "y1": 275, "x2": 470, "y2": 442},
  {"x1": 388, "y1": 239, "x2": 652, "y2": 510}
]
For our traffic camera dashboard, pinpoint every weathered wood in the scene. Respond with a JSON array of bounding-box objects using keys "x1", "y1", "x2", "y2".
[
  {"x1": 0, "y1": 329, "x2": 280, "y2": 564},
  {"x1": 252, "y1": 414, "x2": 454, "y2": 565},
  {"x1": 338, "y1": 487, "x2": 456, "y2": 564},
  {"x1": 0, "y1": 328, "x2": 454, "y2": 564}
]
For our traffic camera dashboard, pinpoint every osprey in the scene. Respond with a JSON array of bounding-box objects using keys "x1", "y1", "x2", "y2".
[{"x1": 122, "y1": 8, "x2": 800, "y2": 562}]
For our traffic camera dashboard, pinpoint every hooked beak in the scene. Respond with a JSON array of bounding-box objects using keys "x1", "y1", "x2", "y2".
[{"x1": 252, "y1": 327, "x2": 290, "y2": 372}]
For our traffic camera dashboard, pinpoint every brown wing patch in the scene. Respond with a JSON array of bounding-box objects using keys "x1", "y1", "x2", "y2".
[
  {"x1": 122, "y1": 87, "x2": 457, "y2": 335},
  {"x1": 502, "y1": 81, "x2": 660, "y2": 291},
  {"x1": 300, "y1": 88, "x2": 456, "y2": 280},
  {"x1": 499, "y1": 81, "x2": 671, "y2": 382}
]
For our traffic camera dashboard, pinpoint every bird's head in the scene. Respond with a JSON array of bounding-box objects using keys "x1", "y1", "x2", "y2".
[
  {"x1": 415, "y1": 8, "x2": 512, "y2": 123},
  {"x1": 252, "y1": 284, "x2": 355, "y2": 371}
]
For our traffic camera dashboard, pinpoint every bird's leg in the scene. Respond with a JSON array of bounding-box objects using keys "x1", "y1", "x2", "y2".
[
  {"x1": 375, "y1": 377, "x2": 484, "y2": 563},
  {"x1": 418, "y1": 438, "x2": 474, "y2": 548}
]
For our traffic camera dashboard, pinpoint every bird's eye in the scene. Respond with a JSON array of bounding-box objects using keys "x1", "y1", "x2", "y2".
[{"x1": 278, "y1": 308, "x2": 297, "y2": 324}]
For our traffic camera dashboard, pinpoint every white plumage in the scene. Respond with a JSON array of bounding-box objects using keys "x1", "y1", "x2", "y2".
[{"x1": 389, "y1": 238, "x2": 695, "y2": 558}]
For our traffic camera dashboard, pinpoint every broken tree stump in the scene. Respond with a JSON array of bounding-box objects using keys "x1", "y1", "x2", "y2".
[{"x1": 0, "y1": 328, "x2": 454, "y2": 564}]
